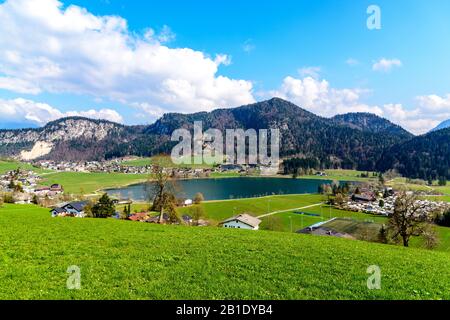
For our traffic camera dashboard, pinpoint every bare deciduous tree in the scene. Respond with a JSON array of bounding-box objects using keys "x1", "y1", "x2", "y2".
[
  {"x1": 148, "y1": 155, "x2": 180, "y2": 224},
  {"x1": 388, "y1": 192, "x2": 436, "y2": 247}
]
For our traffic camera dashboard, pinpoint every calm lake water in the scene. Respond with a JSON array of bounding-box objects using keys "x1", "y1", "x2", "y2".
[{"x1": 105, "y1": 177, "x2": 334, "y2": 201}]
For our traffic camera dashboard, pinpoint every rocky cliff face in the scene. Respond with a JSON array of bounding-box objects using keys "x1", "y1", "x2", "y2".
[
  {"x1": 0, "y1": 117, "x2": 125, "y2": 144},
  {"x1": 0, "y1": 117, "x2": 142, "y2": 161}
]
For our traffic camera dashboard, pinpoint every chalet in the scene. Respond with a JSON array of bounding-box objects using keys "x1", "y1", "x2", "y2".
[
  {"x1": 50, "y1": 184, "x2": 64, "y2": 193},
  {"x1": 128, "y1": 212, "x2": 149, "y2": 222},
  {"x1": 351, "y1": 194, "x2": 376, "y2": 203},
  {"x1": 51, "y1": 201, "x2": 88, "y2": 218},
  {"x1": 219, "y1": 213, "x2": 261, "y2": 230},
  {"x1": 220, "y1": 164, "x2": 244, "y2": 172},
  {"x1": 35, "y1": 186, "x2": 51, "y2": 196},
  {"x1": 182, "y1": 215, "x2": 193, "y2": 224}
]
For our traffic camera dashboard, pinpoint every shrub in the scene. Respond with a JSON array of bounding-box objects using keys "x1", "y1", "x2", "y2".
[
  {"x1": 193, "y1": 193, "x2": 204, "y2": 204},
  {"x1": 3, "y1": 193, "x2": 14, "y2": 204}
]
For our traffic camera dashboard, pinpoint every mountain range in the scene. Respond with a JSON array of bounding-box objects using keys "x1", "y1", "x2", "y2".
[
  {"x1": 431, "y1": 119, "x2": 450, "y2": 132},
  {"x1": 0, "y1": 97, "x2": 448, "y2": 180}
]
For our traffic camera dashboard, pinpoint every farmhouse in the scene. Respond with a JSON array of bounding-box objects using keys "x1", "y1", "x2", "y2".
[
  {"x1": 51, "y1": 201, "x2": 88, "y2": 218},
  {"x1": 50, "y1": 184, "x2": 64, "y2": 193},
  {"x1": 220, "y1": 213, "x2": 261, "y2": 230},
  {"x1": 351, "y1": 194, "x2": 375, "y2": 203}
]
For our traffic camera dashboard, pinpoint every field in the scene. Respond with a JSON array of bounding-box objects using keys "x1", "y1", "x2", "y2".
[
  {"x1": 40, "y1": 172, "x2": 149, "y2": 194},
  {"x1": 178, "y1": 194, "x2": 387, "y2": 225},
  {"x1": 387, "y1": 177, "x2": 450, "y2": 197},
  {"x1": 300, "y1": 169, "x2": 378, "y2": 182},
  {"x1": 122, "y1": 155, "x2": 216, "y2": 169},
  {"x1": 178, "y1": 194, "x2": 326, "y2": 223},
  {"x1": 0, "y1": 203, "x2": 449, "y2": 300},
  {"x1": 0, "y1": 159, "x2": 52, "y2": 175},
  {"x1": 177, "y1": 194, "x2": 450, "y2": 252}
]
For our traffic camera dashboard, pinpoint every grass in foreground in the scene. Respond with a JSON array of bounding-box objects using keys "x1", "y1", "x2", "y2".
[{"x1": 0, "y1": 204, "x2": 449, "y2": 300}]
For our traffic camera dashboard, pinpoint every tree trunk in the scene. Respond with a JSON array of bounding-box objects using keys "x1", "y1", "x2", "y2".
[
  {"x1": 159, "y1": 207, "x2": 164, "y2": 224},
  {"x1": 402, "y1": 236, "x2": 409, "y2": 247}
]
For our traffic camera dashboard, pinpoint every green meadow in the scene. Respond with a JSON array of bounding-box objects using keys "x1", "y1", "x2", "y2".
[
  {"x1": 121, "y1": 155, "x2": 216, "y2": 169},
  {"x1": 178, "y1": 194, "x2": 326, "y2": 223},
  {"x1": 0, "y1": 203, "x2": 449, "y2": 300},
  {"x1": 0, "y1": 159, "x2": 52, "y2": 175},
  {"x1": 300, "y1": 169, "x2": 378, "y2": 182},
  {"x1": 40, "y1": 172, "x2": 149, "y2": 194},
  {"x1": 177, "y1": 194, "x2": 450, "y2": 253}
]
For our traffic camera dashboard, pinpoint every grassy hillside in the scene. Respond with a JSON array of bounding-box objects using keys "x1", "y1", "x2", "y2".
[{"x1": 1, "y1": 204, "x2": 449, "y2": 300}]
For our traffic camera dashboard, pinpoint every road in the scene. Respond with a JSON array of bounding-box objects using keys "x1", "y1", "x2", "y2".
[{"x1": 256, "y1": 202, "x2": 324, "y2": 219}]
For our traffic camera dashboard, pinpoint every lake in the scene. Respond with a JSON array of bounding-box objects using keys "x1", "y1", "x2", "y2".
[{"x1": 105, "y1": 177, "x2": 336, "y2": 201}]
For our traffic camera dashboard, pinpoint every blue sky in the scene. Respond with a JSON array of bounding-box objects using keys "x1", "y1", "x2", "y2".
[{"x1": 1, "y1": 0, "x2": 450, "y2": 133}]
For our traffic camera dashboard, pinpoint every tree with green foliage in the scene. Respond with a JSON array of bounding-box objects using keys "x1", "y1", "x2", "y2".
[
  {"x1": 379, "y1": 199, "x2": 385, "y2": 208},
  {"x1": 91, "y1": 194, "x2": 115, "y2": 219},
  {"x1": 341, "y1": 182, "x2": 350, "y2": 195},
  {"x1": 436, "y1": 209, "x2": 450, "y2": 227},
  {"x1": 378, "y1": 173, "x2": 385, "y2": 185},
  {"x1": 189, "y1": 206, "x2": 206, "y2": 226},
  {"x1": 378, "y1": 225, "x2": 389, "y2": 244},
  {"x1": 120, "y1": 204, "x2": 131, "y2": 220},
  {"x1": 438, "y1": 177, "x2": 447, "y2": 186},
  {"x1": 317, "y1": 184, "x2": 324, "y2": 194}
]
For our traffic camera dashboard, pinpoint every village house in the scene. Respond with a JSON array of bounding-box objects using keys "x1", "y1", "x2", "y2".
[
  {"x1": 51, "y1": 201, "x2": 89, "y2": 218},
  {"x1": 351, "y1": 193, "x2": 376, "y2": 203},
  {"x1": 219, "y1": 213, "x2": 262, "y2": 230}
]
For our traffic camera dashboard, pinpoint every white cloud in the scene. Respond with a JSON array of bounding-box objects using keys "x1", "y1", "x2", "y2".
[
  {"x1": 382, "y1": 103, "x2": 442, "y2": 135},
  {"x1": 214, "y1": 54, "x2": 232, "y2": 66},
  {"x1": 269, "y1": 76, "x2": 383, "y2": 117},
  {"x1": 372, "y1": 58, "x2": 402, "y2": 72},
  {"x1": 0, "y1": 98, "x2": 123, "y2": 126},
  {"x1": 345, "y1": 58, "x2": 360, "y2": 66},
  {"x1": 368, "y1": 95, "x2": 450, "y2": 135},
  {"x1": 268, "y1": 75, "x2": 449, "y2": 134},
  {"x1": 298, "y1": 66, "x2": 321, "y2": 79},
  {"x1": 0, "y1": 0, "x2": 254, "y2": 114},
  {"x1": 416, "y1": 94, "x2": 450, "y2": 112},
  {"x1": 157, "y1": 25, "x2": 176, "y2": 44},
  {"x1": 0, "y1": 76, "x2": 41, "y2": 94}
]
